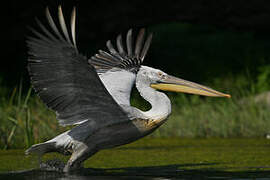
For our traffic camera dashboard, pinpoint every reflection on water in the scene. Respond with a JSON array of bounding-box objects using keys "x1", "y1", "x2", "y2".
[
  {"x1": 1, "y1": 164, "x2": 270, "y2": 180},
  {"x1": 0, "y1": 170, "x2": 167, "y2": 180},
  {"x1": 0, "y1": 171, "x2": 166, "y2": 180}
]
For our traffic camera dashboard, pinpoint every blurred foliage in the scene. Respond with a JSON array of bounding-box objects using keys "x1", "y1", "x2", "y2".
[
  {"x1": 131, "y1": 73, "x2": 270, "y2": 138},
  {"x1": 146, "y1": 23, "x2": 270, "y2": 84},
  {"x1": 1, "y1": 22, "x2": 270, "y2": 149},
  {"x1": 0, "y1": 82, "x2": 68, "y2": 149},
  {"x1": 255, "y1": 65, "x2": 270, "y2": 93},
  {"x1": 1, "y1": 70, "x2": 270, "y2": 149}
]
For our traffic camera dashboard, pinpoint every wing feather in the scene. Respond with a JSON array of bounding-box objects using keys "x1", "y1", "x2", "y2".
[
  {"x1": 116, "y1": 34, "x2": 126, "y2": 55},
  {"x1": 90, "y1": 28, "x2": 153, "y2": 74},
  {"x1": 27, "y1": 6, "x2": 129, "y2": 128},
  {"x1": 46, "y1": 7, "x2": 65, "y2": 41},
  {"x1": 70, "y1": 7, "x2": 77, "y2": 49},
  {"x1": 135, "y1": 28, "x2": 145, "y2": 60},
  {"x1": 140, "y1": 33, "x2": 153, "y2": 61},
  {"x1": 58, "y1": 6, "x2": 72, "y2": 44},
  {"x1": 126, "y1": 29, "x2": 133, "y2": 57},
  {"x1": 106, "y1": 40, "x2": 118, "y2": 55}
]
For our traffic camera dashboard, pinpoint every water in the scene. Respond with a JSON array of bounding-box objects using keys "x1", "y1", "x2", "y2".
[
  {"x1": 0, "y1": 138, "x2": 270, "y2": 179},
  {"x1": 1, "y1": 165, "x2": 270, "y2": 180}
]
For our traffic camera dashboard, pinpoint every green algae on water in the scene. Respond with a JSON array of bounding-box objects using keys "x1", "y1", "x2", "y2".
[{"x1": 0, "y1": 138, "x2": 269, "y2": 173}]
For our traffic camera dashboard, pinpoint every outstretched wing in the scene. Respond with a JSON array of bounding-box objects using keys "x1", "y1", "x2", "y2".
[
  {"x1": 88, "y1": 28, "x2": 153, "y2": 106},
  {"x1": 89, "y1": 28, "x2": 153, "y2": 74},
  {"x1": 27, "y1": 6, "x2": 129, "y2": 128}
]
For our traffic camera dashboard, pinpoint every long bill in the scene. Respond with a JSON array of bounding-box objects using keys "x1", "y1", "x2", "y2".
[{"x1": 150, "y1": 75, "x2": 231, "y2": 98}]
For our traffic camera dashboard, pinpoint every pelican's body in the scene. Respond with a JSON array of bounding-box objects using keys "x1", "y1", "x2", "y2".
[{"x1": 26, "y1": 6, "x2": 230, "y2": 172}]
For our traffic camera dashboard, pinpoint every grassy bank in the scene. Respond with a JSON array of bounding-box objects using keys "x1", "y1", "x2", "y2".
[{"x1": 1, "y1": 74, "x2": 270, "y2": 149}]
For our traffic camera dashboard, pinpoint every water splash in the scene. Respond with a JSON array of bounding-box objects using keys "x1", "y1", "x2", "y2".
[{"x1": 40, "y1": 159, "x2": 65, "y2": 172}]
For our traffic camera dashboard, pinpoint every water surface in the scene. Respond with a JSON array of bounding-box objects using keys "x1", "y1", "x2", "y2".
[{"x1": 0, "y1": 138, "x2": 269, "y2": 179}]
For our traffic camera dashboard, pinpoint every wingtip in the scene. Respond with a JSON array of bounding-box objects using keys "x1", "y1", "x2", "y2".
[
  {"x1": 45, "y1": 6, "x2": 51, "y2": 19},
  {"x1": 139, "y1": 28, "x2": 145, "y2": 35},
  {"x1": 58, "y1": 5, "x2": 72, "y2": 44},
  {"x1": 106, "y1": 40, "x2": 111, "y2": 46},
  {"x1": 71, "y1": 6, "x2": 77, "y2": 19},
  {"x1": 72, "y1": 6, "x2": 76, "y2": 12},
  {"x1": 45, "y1": 6, "x2": 49, "y2": 13},
  {"x1": 135, "y1": 28, "x2": 146, "y2": 59},
  {"x1": 127, "y1": 29, "x2": 133, "y2": 36},
  {"x1": 58, "y1": 5, "x2": 63, "y2": 21},
  {"x1": 116, "y1": 34, "x2": 126, "y2": 55},
  {"x1": 140, "y1": 31, "x2": 153, "y2": 61},
  {"x1": 106, "y1": 40, "x2": 118, "y2": 55},
  {"x1": 58, "y1": 5, "x2": 62, "y2": 12},
  {"x1": 71, "y1": 6, "x2": 77, "y2": 50},
  {"x1": 117, "y1": 34, "x2": 122, "y2": 41},
  {"x1": 126, "y1": 29, "x2": 133, "y2": 56}
]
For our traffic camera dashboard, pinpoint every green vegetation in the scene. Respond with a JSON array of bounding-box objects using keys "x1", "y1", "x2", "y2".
[
  {"x1": 132, "y1": 72, "x2": 270, "y2": 138},
  {"x1": 1, "y1": 22, "x2": 270, "y2": 149},
  {"x1": 0, "y1": 81, "x2": 68, "y2": 149},
  {"x1": 0, "y1": 138, "x2": 269, "y2": 177},
  {"x1": 1, "y1": 72, "x2": 270, "y2": 149}
]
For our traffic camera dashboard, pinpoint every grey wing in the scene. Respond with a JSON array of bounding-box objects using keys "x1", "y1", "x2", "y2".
[
  {"x1": 27, "y1": 6, "x2": 129, "y2": 128},
  {"x1": 89, "y1": 28, "x2": 153, "y2": 74},
  {"x1": 89, "y1": 28, "x2": 153, "y2": 106}
]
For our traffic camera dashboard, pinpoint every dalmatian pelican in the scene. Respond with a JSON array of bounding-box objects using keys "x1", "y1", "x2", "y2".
[{"x1": 26, "y1": 6, "x2": 230, "y2": 172}]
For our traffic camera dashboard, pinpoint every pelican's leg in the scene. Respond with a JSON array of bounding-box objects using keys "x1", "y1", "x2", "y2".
[{"x1": 63, "y1": 144, "x2": 97, "y2": 172}]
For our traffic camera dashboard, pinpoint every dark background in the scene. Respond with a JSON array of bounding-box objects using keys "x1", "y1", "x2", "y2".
[{"x1": 3, "y1": 0, "x2": 270, "y2": 89}]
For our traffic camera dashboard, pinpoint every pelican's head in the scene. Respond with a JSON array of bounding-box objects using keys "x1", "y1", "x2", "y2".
[{"x1": 137, "y1": 66, "x2": 230, "y2": 98}]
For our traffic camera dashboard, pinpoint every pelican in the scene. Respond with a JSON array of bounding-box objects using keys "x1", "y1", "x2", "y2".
[{"x1": 26, "y1": 6, "x2": 230, "y2": 172}]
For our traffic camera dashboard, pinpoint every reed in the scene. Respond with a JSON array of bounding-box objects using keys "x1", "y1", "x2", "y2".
[{"x1": 0, "y1": 74, "x2": 269, "y2": 149}]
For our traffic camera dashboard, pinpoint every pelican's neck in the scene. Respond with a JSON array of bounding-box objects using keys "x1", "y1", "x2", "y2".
[{"x1": 136, "y1": 79, "x2": 171, "y2": 121}]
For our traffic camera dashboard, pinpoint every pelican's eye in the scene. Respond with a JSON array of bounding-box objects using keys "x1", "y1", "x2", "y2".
[{"x1": 158, "y1": 72, "x2": 166, "y2": 79}]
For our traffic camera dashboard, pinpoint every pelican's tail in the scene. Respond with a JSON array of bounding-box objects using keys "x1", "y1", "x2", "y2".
[{"x1": 25, "y1": 142, "x2": 56, "y2": 155}]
